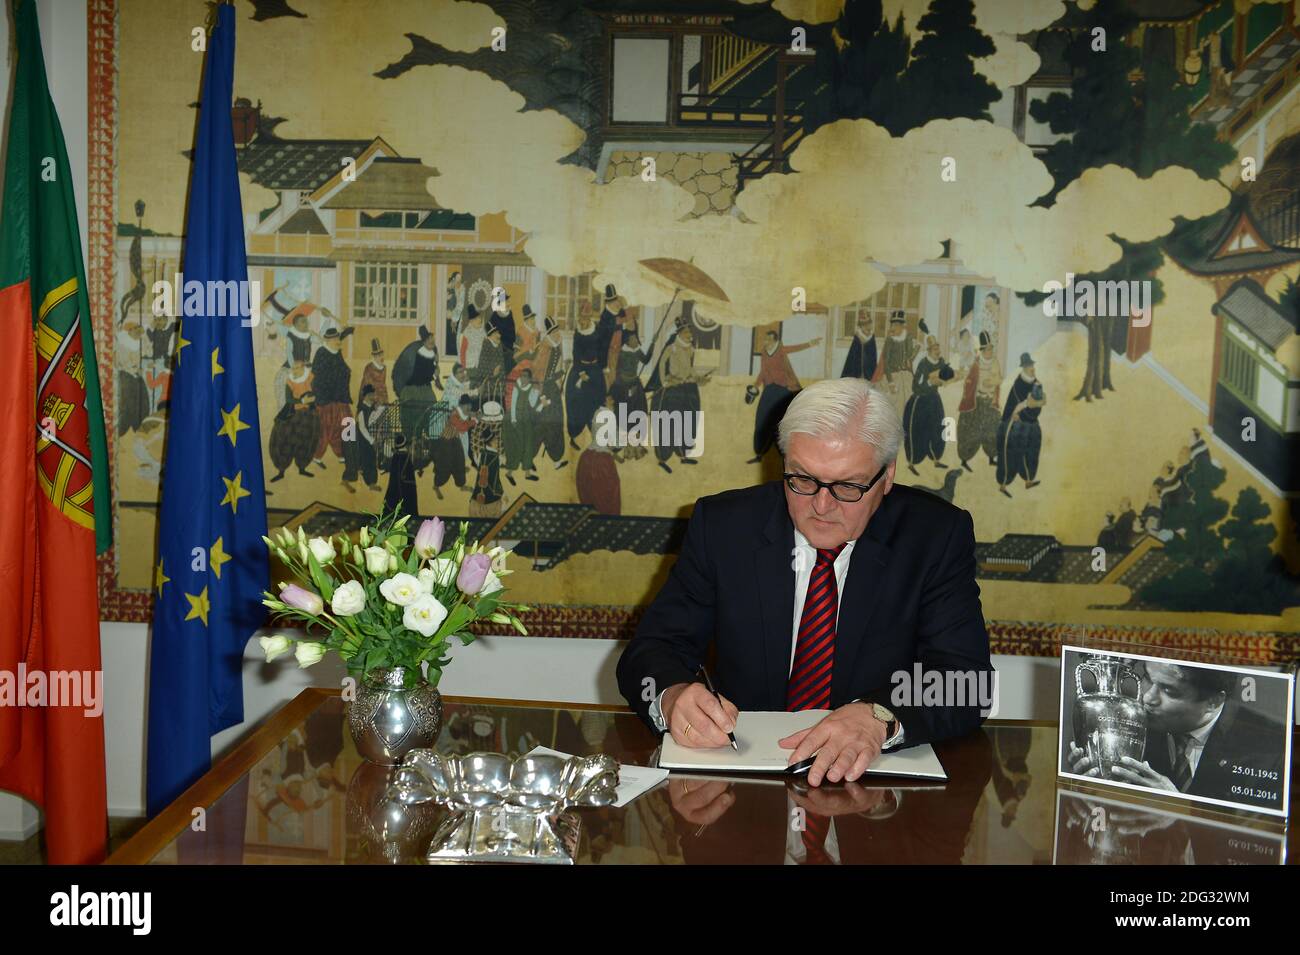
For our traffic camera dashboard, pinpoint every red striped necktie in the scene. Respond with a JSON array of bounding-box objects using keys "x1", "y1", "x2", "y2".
[{"x1": 787, "y1": 543, "x2": 846, "y2": 711}]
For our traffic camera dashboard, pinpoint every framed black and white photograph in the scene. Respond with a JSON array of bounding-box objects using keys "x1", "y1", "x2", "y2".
[{"x1": 1058, "y1": 646, "x2": 1295, "y2": 819}]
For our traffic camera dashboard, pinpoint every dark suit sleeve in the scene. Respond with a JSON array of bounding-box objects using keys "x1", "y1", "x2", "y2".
[
  {"x1": 860, "y1": 508, "x2": 993, "y2": 748},
  {"x1": 617, "y1": 497, "x2": 717, "y2": 729}
]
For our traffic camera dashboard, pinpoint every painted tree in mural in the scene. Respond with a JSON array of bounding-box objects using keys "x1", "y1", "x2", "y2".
[
  {"x1": 808, "y1": 0, "x2": 912, "y2": 135},
  {"x1": 810, "y1": 0, "x2": 999, "y2": 137},
  {"x1": 1028, "y1": 0, "x2": 1234, "y2": 404},
  {"x1": 893, "y1": 0, "x2": 997, "y2": 131},
  {"x1": 1143, "y1": 476, "x2": 1300, "y2": 614}
]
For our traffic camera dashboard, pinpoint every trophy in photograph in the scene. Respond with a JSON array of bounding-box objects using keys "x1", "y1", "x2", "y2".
[{"x1": 1071, "y1": 656, "x2": 1147, "y2": 780}]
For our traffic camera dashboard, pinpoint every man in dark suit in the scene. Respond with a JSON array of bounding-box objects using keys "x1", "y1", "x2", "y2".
[
  {"x1": 1075, "y1": 662, "x2": 1287, "y2": 812},
  {"x1": 617, "y1": 378, "x2": 994, "y2": 787}
]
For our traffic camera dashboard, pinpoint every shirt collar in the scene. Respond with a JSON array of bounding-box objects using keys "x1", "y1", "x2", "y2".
[
  {"x1": 1186, "y1": 703, "x2": 1224, "y2": 746},
  {"x1": 793, "y1": 528, "x2": 856, "y2": 556}
]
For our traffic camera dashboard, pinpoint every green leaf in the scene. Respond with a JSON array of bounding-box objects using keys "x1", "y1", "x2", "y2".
[{"x1": 306, "y1": 551, "x2": 336, "y2": 602}]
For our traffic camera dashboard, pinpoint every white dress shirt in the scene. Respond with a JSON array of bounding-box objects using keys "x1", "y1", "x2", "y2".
[{"x1": 1165, "y1": 702, "x2": 1223, "y2": 783}]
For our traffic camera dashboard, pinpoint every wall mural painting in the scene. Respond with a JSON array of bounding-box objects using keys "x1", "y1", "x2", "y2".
[{"x1": 90, "y1": 0, "x2": 1300, "y2": 661}]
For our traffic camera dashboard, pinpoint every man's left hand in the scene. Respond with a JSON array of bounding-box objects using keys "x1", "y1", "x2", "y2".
[{"x1": 778, "y1": 703, "x2": 887, "y2": 787}]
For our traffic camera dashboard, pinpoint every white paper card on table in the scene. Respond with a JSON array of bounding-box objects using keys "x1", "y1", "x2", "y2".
[
  {"x1": 525, "y1": 746, "x2": 670, "y2": 808},
  {"x1": 656, "y1": 709, "x2": 948, "y2": 780}
]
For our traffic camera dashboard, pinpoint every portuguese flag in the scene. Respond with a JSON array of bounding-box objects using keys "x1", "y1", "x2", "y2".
[{"x1": 0, "y1": 0, "x2": 111, "y2": 864}]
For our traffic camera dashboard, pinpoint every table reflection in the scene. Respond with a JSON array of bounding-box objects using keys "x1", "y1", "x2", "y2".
[{"x1": 1053, "y1": 787, "x2": 1286, "y2": 865}]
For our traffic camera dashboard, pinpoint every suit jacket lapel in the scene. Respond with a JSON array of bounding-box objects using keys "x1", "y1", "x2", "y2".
[
  {"x1": 755, "y1": 485, "x2": 796, "y2": 708},
  {"x1": 831, "y1": 489, "x2": 902, "y2": 705}
]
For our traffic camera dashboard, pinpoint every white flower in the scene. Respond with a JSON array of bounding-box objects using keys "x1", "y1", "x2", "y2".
[
  {"x1": 418, "y1": 558, "x2": 458, "y2": 593},
  {"x1": 480, "y1": 569, "x2": 504, "y2": 596},
  {"x1": 388, "y1": 553, "x2": 400, "y2": 573},
  {"x1": 486, "y1": 545, "x2": 510, "y2": 575},
  {"x1": 379, "y1": 572, "x2": 424, "y2": 607},
  {"x1": 294, "y1": 642, "x2": 327, "y2": 667},
  {"x1": 330, "y1": 580, "x2": 366, "y2": 616},
  {"x1": 403, "y1": 594, "x2": 449, "y2": 638},
  {"x1": 307, "y1": 537, "x2": 336, "y2": 565},
  {"x1": 259, "y1": 634, "x2": 293, "y2": 662},
  {"x1": 363, "y1": 546, "x2": 389, "y2": 574}
]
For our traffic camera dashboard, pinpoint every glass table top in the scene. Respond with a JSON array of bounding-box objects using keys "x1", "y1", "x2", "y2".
[{"x1": 118, "y1": 693, "x2": 1293, "y2": 865}]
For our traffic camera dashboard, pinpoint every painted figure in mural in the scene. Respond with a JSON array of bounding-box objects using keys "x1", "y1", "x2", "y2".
[
  {"x1": 360, "y1": 338, "x2": 390, "y2": 406},
  {"x1": 839, "y1": 312, "x2": 882, "y2": 383},
  {"x1": 532, "y1": 316, "x2": 569, "y2": 471},
  {"x1": 749, "y1": 330, "x2": 821, "y2": 464},
  {"x1": 578, "y1": 407, "x2": 621, "y2": 515},
  {"x1": 393, "y1": 325, "x2": 442, "y2": 441},
  {"x1": 272, "y1": 310, "x2": 312, "y2": 415},
  {"x1": 489, "y1": 294, "x2": 517, "y2": 376},
  {"x1": 976, "y1": 291, "x2": 999, "y2": 342},
  {"x1": 442, "y1": 363, "x2": 475, "y2": 413},
  {"x1": 566, "y1": 300, "x2": 616, "y2": 448},
  {"x1": 610, "y1": 326, "x2": 652, "y2": 460},
  {"x1": 384, "y1": 432, "x2": 420, "y2": 520},
  {"x1": 430, "y1": 394, "x2": 476, "y2": 500},
  {"x1": 310, "y1": 328, "x2": 353, "y2": 474},
  {"x1": 902, "y1": 336, "x2": 955, "y2": 475},
  {"x1": 995, "y1": 353, "x2": 1046, "y2": 498},
  {"x1": 268, "y1": 358, "x2": 319, "y2": 483},
  {"x1": 477, "y1": 324, "x2": 506, "y2": 394},
  {"x1": 653, "y1": 320, "x2": 709, "y2": 474},
  {"x1": 144, "y1": 311, "x2": 176, "y2": 413},
  {"x1": 115, "y1": 320, "x2": 148, "y2": 435},
  {"x1": 880, "y1": 309, "x2": 921, "y2": 409},
  {"x1": 954, "y1": 327, "x2": 974, "y2": 377},
  {"x1": 445, "y1": 271, "x2": 465, "y2": 355},
  {"x1": 516, "y1": 303, "x2": 541, "y2": 356},
  {"x1": 1155, "y1": 459, "x2": 1188, "y2": 514},
  {"x1": 956, "y1": 330, "x2": 1002, "y2": 472},
  {"x1": 469, "y1": 400, "x2": 505, "y2": 518},
  {"x1": 459, "y1": 304, "x2": 487, "y2": 384},
  {"x1": 343, "y1": 383, "x2": 383, "y2": 493},
  {"x1": 1114, "y1": 497, "x2": 1141, "y2": 550},
  {"x1": 504, "y1": 368, "x2": 541, "y2": 483}
]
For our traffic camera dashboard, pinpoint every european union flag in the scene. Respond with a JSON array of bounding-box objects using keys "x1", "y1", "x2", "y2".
[{"x1": 146, "y1": 4, "x2": 268, "y2": 816}]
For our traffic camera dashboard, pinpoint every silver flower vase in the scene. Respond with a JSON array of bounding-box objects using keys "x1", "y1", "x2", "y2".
[{"x1": 347, "y1": 667, "x2": 443, "y2": 765}]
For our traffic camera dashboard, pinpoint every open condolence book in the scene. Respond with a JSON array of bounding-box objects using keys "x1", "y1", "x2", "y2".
[{"x1": 657, "y1": 710, "x2": 948, "y2": 780}]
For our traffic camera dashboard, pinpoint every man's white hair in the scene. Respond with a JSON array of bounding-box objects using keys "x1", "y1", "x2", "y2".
[{"x1": 776, "y1": 378, "x2": 902, "y2": 465}]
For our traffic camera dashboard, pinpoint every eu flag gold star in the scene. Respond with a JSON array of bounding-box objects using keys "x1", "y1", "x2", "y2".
[
  {"x1": 210, "y1": 536, "x2": 231, "y2": 580},
  {"x1": 184, "y1": 586, "x2": 210, "y2": 626},
  {"x1": 217, "y1": 404, "x2": 250, "y2": 447},
  {"x1": 211, "y1": 346, "x2": 224, "y2": 379},
  {"x1": 175, "y1": 321, "x2": 191, "y2": 364},
  {"x1": 154, "y1": 558, "x2": 171, "y2": 596},
  {"x1": 220, "y1": 471, "x2": 251, "y2": 513}
]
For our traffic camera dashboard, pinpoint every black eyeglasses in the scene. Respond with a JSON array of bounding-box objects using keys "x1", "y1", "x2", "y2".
[{"x1": 783, "y1": 464, "x2": 888, "y2": 503}]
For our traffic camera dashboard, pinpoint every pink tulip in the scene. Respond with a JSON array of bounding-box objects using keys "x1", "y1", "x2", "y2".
[
  {"x1": 281, "y1": 584, "x2": 324, "y2": 616},
  {"x1": 456, "y1": 554, "x2": 492, "y2": 595},
  {"x1": 414, "y1": 517, "x2": 445, "y2": 558}
]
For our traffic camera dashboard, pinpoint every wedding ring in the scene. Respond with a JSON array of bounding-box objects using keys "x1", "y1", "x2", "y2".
[{"x1": 683, "y1": 722, "x2": 693, "y2": 736}]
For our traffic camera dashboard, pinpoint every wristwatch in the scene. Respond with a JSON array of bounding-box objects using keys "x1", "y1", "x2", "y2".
[{"x1": 871, "y1": 702, "x2": 898, "y2": 743}]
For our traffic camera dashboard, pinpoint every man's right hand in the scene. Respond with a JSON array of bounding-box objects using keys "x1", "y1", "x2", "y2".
[{"x1": 662, "y1": 682, "x2": 739, "y2": 749}]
